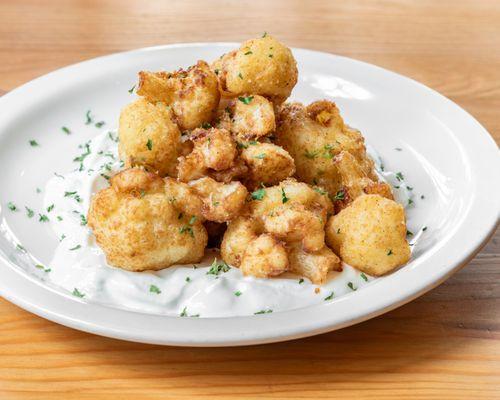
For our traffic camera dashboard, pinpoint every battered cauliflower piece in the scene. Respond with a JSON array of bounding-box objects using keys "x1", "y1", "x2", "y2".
[
  {"x1": 240, "y1": 234, "x2": 289, "y2": 278},
  {"x1": 325, "y1": 194, "x2": 411, "y2": 275},
  {"x1": 177, "y1": 127, "x2": 237, "y2": 182},
  {"x1": 240, "y1": 142, "x2": 295, "y2": 188},
  {"x1": 288, "y1": 244, "x2": 341, "y2": 285},
  {"x1": 137, "y1": 60, "x2": 220, "y2": 131},
  {"x1": 221, "y1": 179, "x2": 338, "y2": 283},
  {"x1": 214, "y1": 35, "x2": 298, "y2": 102},
  {"x1": 118, "y1": 98, "x2": 181, "y2": 177},
  {"x1": 275, "y1": 100, "x2": 377, "y2": 197},
  {"x1": 87, "y1": 168, "x2": 208, "y2": 271},
  {"x1": 217, "y1": 95, "x2": 276, "y2": 140},
  {"x1": 189, "y1": 176, "x2": 248, "y2": 223},
  {"x1": 333, "y1": 151, "x2": 393, "y2": 213}
]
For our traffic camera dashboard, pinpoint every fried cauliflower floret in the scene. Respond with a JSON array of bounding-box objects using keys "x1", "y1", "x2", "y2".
[
  {"x1": 137, "y1": 60, "x2": 220, "y2": 131},
  {"x1": 275, "y1": 100, "x2": 377, "y2": 197},
  {"x1": 189, "y1": 177, "x2": 248, "y2": 223},
  {"x1": 217, "y1": 95, "x2": 276, "y2": 140},
  {"x1": 288, "y1": 244, "x2": 341, "y2": 284},
  {"x1": 214, "y1": 35, "x2": 298, "y2": 102},
  {"x1": 240, "y1": 142, "x2": 295, "y2": 188},
  {"x1": 177, "y1": 127, "x2": 237, "y2": 182},
  {"x1": 221, "y1": 216, "x2": 262, "y2": 266},
  {"x1": 325, "y1": 194, "x2": 410, "y2": 276},
  {"x1": 240, "y1": 234, "x2": 289, "y2": 278},
  {"x1": 118, "y1": 98, "x2": 181, "y2": 177},
  {"x1": 333, "y1": 151, "x2": 393, "y2": 213},
  {"x1": 87, "y1": 168, "x2": 207, "y2": 271},
  {"x1": 221, "y1": 179, "x2": 338, "y2": 283}
]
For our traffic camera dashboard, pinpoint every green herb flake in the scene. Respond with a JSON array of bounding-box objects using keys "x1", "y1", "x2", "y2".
[
  {"x1": 262, "y1": 31, "x2": 268, "y2": 38},
  {"x1": 299, "y1": 278, "x2": 304, "y2": 284},
  {"x1": 254, "y1": 153, "x2": 266, "y2": 159},
  {"x1": 304, "y1": 149, "x2": 319, "y2": 159},
  {"x1": 254, "y1": 309, "x2": 273, "y2": 315},
  {"x1": 7, "y1": 202, "x2": 17, "y2": 211},
  {"x1": 179, "y1": 225, "x2": 194, "y2": 237},
  {"x1": 347, "y1": 282, "x2": 357, "y2": 291},
  {"x1": 421, "y1": 195, "x2": 425, "y2": 199},
  {"x1": 29, "y1": 140, "x2": 39, "y2": 147},
  {"x1": 95, "y1": 121, "x2": 105, "y2": 128},
  {"x1": 395, "y1": 147, "x2": 402, "y2": 151},
  {"x1": 80, "y1": 214, "x2": 87, "y2": 226},
  {"x1": 36, "y1": 188, "x2": 42, "y2": 194},
  {"x1": 207, "y1": 258, "x2": 230, "y2": 276},
  {"x1": 146, "y1": 138, "x2": 153, "y2": 151},
  {"x1": 62, "y1": 126, "x2": 71, "y2": 135},
  {"x1": 38, "y1": 214, "x2": 49, "y2": 222},
  {"x1": 128, "y1": 84, "x2": 136, "y2": 94},
  {"x1": 244, "y1": 51, "x2": 253, "y2": 55},
  {"x1": 238, "y1": 95, "x2": 254, "y2": 105},
  {"x1": 149, "y1": 284, "x2": 161, "y2": 294},
  {"x1": 268, "y1": 54, "x2": 273, "y2": 58},
  {"x1": 406, "y1": 230, "x2": 413, "y2": 236},
  {"x1": 57, "y1": 216, "x2": 63, "y2": 221},
  {"x1": 16, "y1": 244, "x2": 26, "y2": 252},
  {"x1": 332, "y1": 190, "x2": 345, "y2": 201},
  {"x1": 360, "y1": 272, "x2": 368, "y2": 282},
  {"x1": 85, "y1": 110, "x2": 93, "y2": 125},
  {"x1": 422, "y1": 226, "x2": 428, "y2": 231},
  {"x1": 314, "y1": 187, "x2": 327, "y2": 195},
  {"x1": 324, "y1": 292, "x2": 334, "y2": 301},
  {"x1": 25, "y1": 207, "x2": 34, "y2": 217},
  {"x1": 69, "y1": 244, "x2": 81, "y2": 251},
  {"x1": 395, "y1": 172, "x2": 404, "y2": 181},
  {"x1": 189, "y1": 215, "x2": 197, "y2": 225},
  {"x1": 201, "y1": 122, "x2": 212, "y2": 129},
  {"x1": 408, "y1": 198, "x2": 414, "y2": 206},
  {"x1": 251, "y1": 188, "x2": 266, "y2": 201},
  {"x1": 238, "y1": 72, "x2": 243, "y2": 80},
  {"x1": 387, "y1": 249, "x2": 393, "y2": 256},
  {"x1": 46, "y1": 204, "x2": 55, "y2": 213},
  {"x1": 234, "y1": 290, "x2": 242, "y2": 297},
  {"x1": 406, "y1": 185, "x2": 413, "y2": 191},
  {"x1": 72, "y1": 288, "x2": 85, "y2": 298},
  {"x1": 35, "y1": 264, "x2": 51, "y2": 273},
  {"x1": 185, "y1": 277, "x2": 191, "y2": 283},
  {"x1": 281, "y1": 188, "x2": 289, "y2": 204}
]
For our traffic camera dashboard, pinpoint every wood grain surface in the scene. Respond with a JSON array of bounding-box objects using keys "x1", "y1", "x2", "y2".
[{"x1": 0, "y1": 1, "x2": 499, "y2": 399}]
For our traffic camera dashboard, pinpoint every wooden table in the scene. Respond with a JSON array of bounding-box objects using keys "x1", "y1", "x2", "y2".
[{"x1": 0, "y1": 1, "x2": 498, "y2": 398}]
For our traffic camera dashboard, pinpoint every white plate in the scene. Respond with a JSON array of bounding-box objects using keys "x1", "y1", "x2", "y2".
[{"x1": 0, "y1": 43, "x2": 498, "y2": 346}]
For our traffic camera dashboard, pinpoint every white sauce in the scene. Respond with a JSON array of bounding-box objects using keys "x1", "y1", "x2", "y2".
[{"x1": 42, "y1": 131, "x2": 413, "y2": 317}]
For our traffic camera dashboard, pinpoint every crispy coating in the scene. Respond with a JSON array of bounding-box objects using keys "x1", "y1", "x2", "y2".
[
  {"x1": 221, "y1": 179, "x2": 338, "y2": 283},
  {"x1": 177, "y1": 127, "x2": 237, "y2": 182},
  {"x1": 217, "y1": 95, "x2": 276, "y2": 140},
  {"x1": 333, "y1": 151, "x2": 393, "y2": 213},
  {"x1": 118, "y1": 98, "x2": 181, "y2": 177},
  {"x1": 137, "y1": 60, "x2": 220, "y2": 131},
  {"x1": 87, "y1": 168, "x2": 207, "y2": 271},
  {"x1": 240, "y1": 142, "x2": 295, "y2": 188},
  {"x1": 275, "y1": 100, "x2": 377, "y2": 197},
  {"x1": 240, "y1": 234, "x2": 289, "y2": 278},
  {"x1": 325, "y1": 194, "x2": 410, "y2": 275},
  {"x1": 214, "y1": 35, "x2": 298, "y2": 102},
  {"x1": 288, "y1": 244, "x2": 341, "y2": 285},
  {"x1": 189, "y1": 176, "x2": 248, "y2": 223},
  {"x1": 221, "y1": 216, "x2": 262, "y2": 267}
]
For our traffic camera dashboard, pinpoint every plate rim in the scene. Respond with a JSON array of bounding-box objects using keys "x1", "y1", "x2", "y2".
[{"x1": 0, "y1": 42, "x2": 498, "y2": 347}]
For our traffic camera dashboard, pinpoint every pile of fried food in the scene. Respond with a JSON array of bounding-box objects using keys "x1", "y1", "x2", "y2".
[{"x1": 88, "y1": 35, "x2": 411, "y2": 284}]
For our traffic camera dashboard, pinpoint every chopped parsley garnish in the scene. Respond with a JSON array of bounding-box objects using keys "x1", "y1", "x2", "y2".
[
  {"x1": 54, "y1": 172, "x2": 65, "y2": 179},
  {"x1": 146, "y1": 138, "x2": 153, "y2": 151},
  {"x1": 73, "y1": 142, "x2": 91, "y2": 169},
  {"x1": 36, "y1": 188, "x2": 42, "y2": 194},
  {"x1": 238, "y1": 72, "x2": 243, "y2": 79},
  {"x1": 149, "y1": 284, "x2": 161, "y2": 294},
  {"x1": 178, "y1": 212, "x2": 183, "y2": 220},
  {"x1": 57, "y1": 216, "x2": 63, "y2": 221},
  {"x1": 234, "y1": 290, "x2": 242, "y2": 297},
  {"x1": 332, "y1": 190, "x2": 345, "y2": 201},
  {"x1": 95, "y1": 121, "x2": 105, "y2": 128},
  {"x1": 299, "y1": 278, "x2": 304, "y2": 284},
  {"x1": 238, "y1": 96, "x2": 254, "y2": 104},
  {"x1": 207, "y1": 258, "x2": 230, "y2": 276},
  {"x1": 108, "y1": 131, "x2": 119, "y2": 142},
  {"x1": 421, "y1": 195, "x2": 425, "y2": 199},
  {"x1": 395, "y1": 172, "x2": 404, "y2": 181},
  {"x1": 254, "y1": 153, "x2": 266, "y2": 159},
  {"x1": 214, "y1": 69, "x2": 219, "y2": 75},
  {"x1": 35, "y1": 264, "x2": 51, "y2": 273},
  {"x1": 360, "y1": 272, "x2": 368, "y2": 282},
  {"x1": 128, "y1": 84, "x2": 136, "y2": 94},
  {"x1": 185, "y1": 277, "x2": 191, "y2": 283},
  {"x1": 347, "y1": 282, "x2": 357, "y2": 291},
  {"x1": 268, "y1": 54, "x2": 273, "y2": 58},
  {"x1": 16, "y1": 244, "x2": 26, "y2": 252},
  {"x1": 60, "y1": 234, "x2": 66, "y2": 242},
  {"x1": 85, "y1": 110, "x2": 93, "y2": 125},
  {"x1": 244, "y1": 51, "x2": 253, "y2": 55},
  {"x1": 422, "y1": 226, "x2": 428, "y2": 231},
  {"x1": 201, "y1": 122, "x2": 212, "y2": 129},
  {"x1": 395, "y1": 147, "x2": 402, "y2": 151},
  {"x1": 406, "y1": 230, "x2": 413, "y2": 236},
  {"x1": 69, "y1": 244, "x2": 81, "y2": 251},
  {"x1": 72, "y1": 288, "x2": 85, "y2": 298},
  {"x1": 254, "y1": 309, "x2": 273, "y2": 315},
  {"x1": 262, "y1": 31, "x2": 268, "y2": 38},
  {"x1": 29, "y1": 140, "x2": 39, "y2": 147},
  {"x1": 387, "y1": 249, "x2": 393, "y2": 256},
  {"x1": 179, "y1": 225, "x2": 194, "y2": 237},
  {"x1": 7, "y1": 202, "x2": 17, "y2": 211},
  {"x1": 80, "y1": 214, "x2": 87, "y2": 226},
  {"x1": 38, "y1": 214, "x2": 49, "y2": 222},
  {"x1": 337, "y1": 228, "x2": 341, "y2": 234},
  {"x1": 251, "y1": 187, "x2": 266, "y2": 200},
  {"x1": 408, "y1": 198, "x2": 414, "y2": 206},
  {"x1": 25, "y1": 207, "x2": 34, "y2": 218},
  {"x1": 406, "y1": 186, "x2": 413, "y2": 191},
  {"x1": 64, "y1": 191, "x2": 82, "y2": 203},
  {"x1": 324, "y1": 292, "x2": 334, "y2": 301},
  {"x1": 314, "y1": 187, "x2": 327, "y2": 195},
  {"x1": 237, "y1": 141, "x2": 248, "y2": 149},
  {"x1": 281, "y1": 188, "x2": 289, "y2": 203},
  {"x1": 189, "y1": 215, "x2": 197, "y2": 225},
  {"x1": 304, "y1": 149, "x2": 319, "y2": 159},
  {"x1": 46, "y1": 204, "x2": 55, "y2": 213},
  {"x1": 180, "y1": 307, "x2": 199, "y2": 317},
  {"x1": 249, "y1": 140, "x2": 258, "y2": 145},
  {"x1": 62, "y1": 126, "x2": 71, "y2": 134}
]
